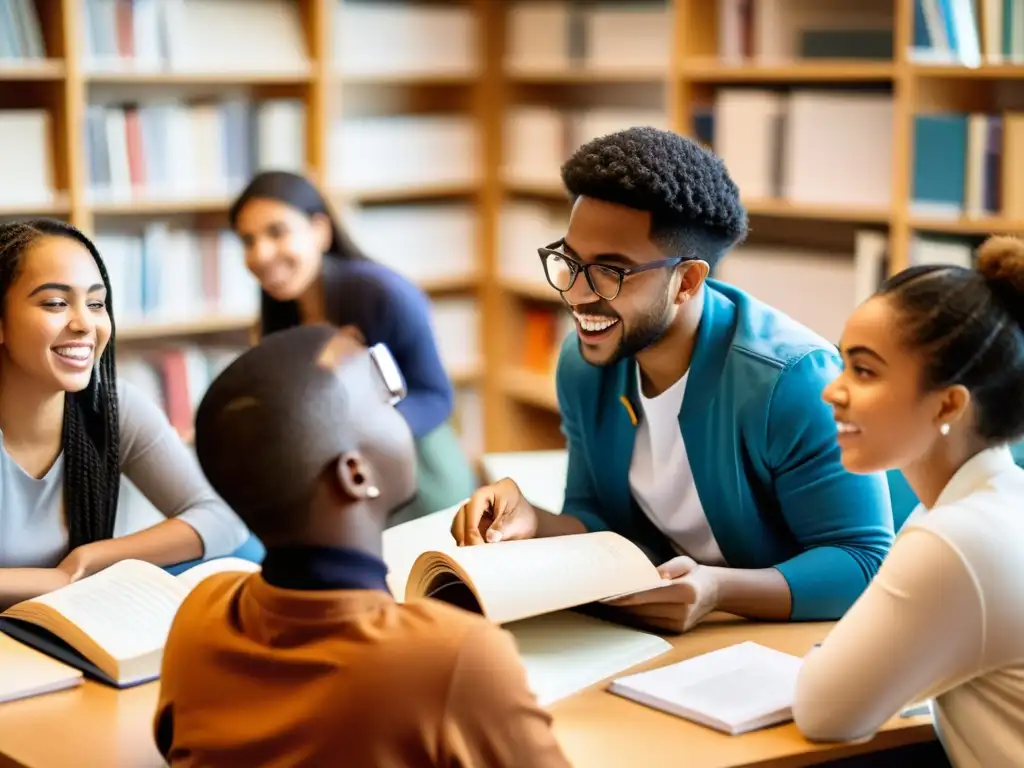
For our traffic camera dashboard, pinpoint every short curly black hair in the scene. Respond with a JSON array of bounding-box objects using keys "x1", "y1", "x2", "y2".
[{"x1": 560, "y1": 126, "x2": 748, "y2": 267}]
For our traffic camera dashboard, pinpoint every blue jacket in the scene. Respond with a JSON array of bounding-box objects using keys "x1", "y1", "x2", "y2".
[{"x1": 556, "y1": 280, "x2": 895, "y2": 621}]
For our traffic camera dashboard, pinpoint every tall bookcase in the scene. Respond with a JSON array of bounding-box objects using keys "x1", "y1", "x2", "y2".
[{"x1": 2, "y1": 0, "x2": 1021, "y2": 462}]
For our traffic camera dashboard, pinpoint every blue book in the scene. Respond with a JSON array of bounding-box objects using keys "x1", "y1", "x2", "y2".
[{"x1": 912, "y1": 114, "x2": 968, "y2": 216}]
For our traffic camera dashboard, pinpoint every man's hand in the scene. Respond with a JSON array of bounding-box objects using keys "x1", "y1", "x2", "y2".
[
  {"x1": 450, "y1": 478, "x2": 539, "y2": 546},
  {"x1": 603, "y1": 556, "x2": 720, "y2": 635}
]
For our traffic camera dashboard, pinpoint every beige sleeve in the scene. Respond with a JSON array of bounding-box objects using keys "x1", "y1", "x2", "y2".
[
  {"x1": 442, "y1": 625, "x2": 571, "y2": 768},
  {"x1": 793, "y1": 527, "x2": 984, "y2": 742},
  {"x1": 117, "y1": 378, "x2": 249, "y2": 557}
]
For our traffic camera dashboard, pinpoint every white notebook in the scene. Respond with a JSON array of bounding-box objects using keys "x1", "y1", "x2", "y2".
[
  {"x1": 0, "y1": 633, "x2": 83, "y2": 705},
  {"x1": 608, "y1": 641, "x2": 804, "y2": 735}
]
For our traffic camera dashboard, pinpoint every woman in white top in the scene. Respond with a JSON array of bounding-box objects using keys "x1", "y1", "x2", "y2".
[
  {"x1": 793, "y1": 235, "x2": 1024, "y2": 768},
  {"x1": 0, "y1": 219, "x2": 249, "y2": 609}
]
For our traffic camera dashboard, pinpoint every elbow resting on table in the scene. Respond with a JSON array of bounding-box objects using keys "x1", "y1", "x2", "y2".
[{"x1": 792, "y1": 666, "x2": 879, "y2": 744}]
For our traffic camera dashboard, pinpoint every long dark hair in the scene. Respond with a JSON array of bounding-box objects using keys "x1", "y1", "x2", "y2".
[
  {"x1": 228, "y1": 171, "x2": 371, "y2": 336},
  {"x1": 0, "y1": 219, "x2": 121, "y2": 550}
]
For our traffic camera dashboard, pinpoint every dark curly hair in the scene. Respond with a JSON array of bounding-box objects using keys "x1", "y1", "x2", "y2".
[
  {"x1": 560, "y1": 126, "x2": 749, "y2": 268},
  {"x1": 0, "y1": 219, "x2": 121, "y2": 550}
]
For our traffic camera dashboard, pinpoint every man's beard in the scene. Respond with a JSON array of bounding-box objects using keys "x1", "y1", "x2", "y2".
[{"x1": 572, "y1": 290, "x2": 674, "y2": 368}]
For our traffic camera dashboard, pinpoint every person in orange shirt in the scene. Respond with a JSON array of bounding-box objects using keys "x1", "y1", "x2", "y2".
[{"x1": 153, "y1": 324, "x2": 570, "y2": 768}]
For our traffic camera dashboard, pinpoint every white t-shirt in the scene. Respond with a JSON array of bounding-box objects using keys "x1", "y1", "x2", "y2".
[
  {"x1": 628, "y1": 367, "x2": 725, "y2": 565},
  {"x1": 793, "y1": 446, "x2": 1024, "y2": 768}
]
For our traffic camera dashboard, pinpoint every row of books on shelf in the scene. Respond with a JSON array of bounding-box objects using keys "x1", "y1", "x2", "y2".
[
  {"x1": 117, "y1": 344, "x2": 484, "y2": 458},
  {"x1": 54, "y1": 0, "x2": 673, "y2": 77},
  {"x1": 94, "y1": 225, "x2": 259, "y2": 331},
  {"x1": 911, "y1": 0, "x2": 1024, "y2": 66},
  {"x1": 718, "y1": 0, "x2": 894, "y2": 63},
  {"x1": 81, "y1": 0, "x2": 307, "y2": 75},
  {"x1": 84, "y1": 99, "x2": 305, "y2": 203},
  {"x1": 913, "y1": 112, "x2": 1024, "y2": 219},
  {"x1": 0, "y1": 0, "x2": 45, "y2": 61}
]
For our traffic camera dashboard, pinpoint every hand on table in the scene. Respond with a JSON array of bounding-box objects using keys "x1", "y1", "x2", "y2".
[
  {"x1": 56, "y1": 544, "x2": 103, "y2": 583},
  {"x1": 450, "y1": 477, "x2": 539, "y2": 546},
  {"x1": 603, "y1": 556, "x2": 720, "y2": 635}
]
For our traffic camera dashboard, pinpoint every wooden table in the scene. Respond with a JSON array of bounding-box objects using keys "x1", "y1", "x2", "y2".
[{"x1": 0, "y1": 615, "x2": 935, "y2": 768}]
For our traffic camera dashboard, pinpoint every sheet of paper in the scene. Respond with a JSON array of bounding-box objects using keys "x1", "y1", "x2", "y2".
[{"x1": 506, "y1": 611, "x2": 671, "y2": 706}]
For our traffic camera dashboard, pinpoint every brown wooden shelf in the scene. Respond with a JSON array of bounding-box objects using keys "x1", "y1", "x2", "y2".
[
  {"x1": 334, "y1": 183, "x2": 479, "y2": 205},
  {"x1": 911, "y1": 63, "x2": 1024, "y2": 79},
  {"x1": 502, "y1": 279, "x2": 562, "y2": 303},
  {"x1": 684, "y1": 59, "x2": 895, "y2": 82},
  {"x1": 505, "y1": 65, "x2": 667, "y2": 83},
  {"x1": 420, "y1": 275, "x2": 479, "y2": 293},
  {"x1": 909, "y1": 216, "x2": 1024, "y2": 235},
  {"x1": 83, "y1": 69, "x2": 313, "y2": 85},
  {"x1": 744, "y1": 198, "x2": 892, "y2": 223},
  {"x1": 338, "y1": 72, "x2": 478, "y2": 86},
  {"x1": 88, "y1": 197, "x2": 234, "y2": 216},
  {"x1": 0, "y1": 60, "x2": 65, "y2": 80},
  {"x1": 501, "y1": 367, "x2": 558, "y2": 412},
  {"x1": 116, "y1": 316, "x2": 256, "y2": 342}
]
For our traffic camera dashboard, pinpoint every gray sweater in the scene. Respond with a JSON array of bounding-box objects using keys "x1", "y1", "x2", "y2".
[{"x1": 0, "y1": 378, "x2": 249, "y2": 568}]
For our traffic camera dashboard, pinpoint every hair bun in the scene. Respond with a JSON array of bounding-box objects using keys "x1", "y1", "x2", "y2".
[{"x1": 977, "y1": 236, "x2": 1024, "y2": 326}]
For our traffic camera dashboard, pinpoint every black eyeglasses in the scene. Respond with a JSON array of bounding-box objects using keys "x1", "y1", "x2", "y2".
[{"x1": 537, "y1": 239, "x2": 689, "y2": 300}]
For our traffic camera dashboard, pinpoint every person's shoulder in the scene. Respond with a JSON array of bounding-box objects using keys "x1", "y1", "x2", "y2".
[
  {"x1": 172, "y1": 572, "x2": 251, "y2": 633},
  {"x1": 711, "y1": 279, "x2": 841, "y2": 376},
  {"x1": 326, "y1": 257, "x2": 426, "y2": 303}
]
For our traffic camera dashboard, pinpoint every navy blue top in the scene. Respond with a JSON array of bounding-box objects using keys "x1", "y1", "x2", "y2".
[
  {"x1": 317, "y1": 257, "x2": 454, "y2": 439},
  {"x1": 260, "y1": 544, "x2": 390, "y2": 593}
]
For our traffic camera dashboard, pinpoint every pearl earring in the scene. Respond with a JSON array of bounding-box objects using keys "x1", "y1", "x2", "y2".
[
  {"x1": 366, "y1": 486, "x2": 380, "y2": 499},
  {"x1": 939, "y1": 423, "x2": 950, "y2": 436}
]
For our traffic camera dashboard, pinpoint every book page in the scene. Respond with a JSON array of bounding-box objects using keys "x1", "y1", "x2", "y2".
[
  {"x1": 0, "y1": 633, "x2": 82, "y2": 704},
  {"x1": 506, "y1": 611, "x2": 671, "y2": 706},
  {"x1": 6, "y1": 560, "x2": 188, "y2": 664},
  {"x1": 408, "y1": 531, "x2": 663, "y2": 624},
  {"x1": 382, "y1": 504, "x2": 461, "y2": 602},
  {"x1": 176, "y1": 557, "x2": 262, "y2": 592}
]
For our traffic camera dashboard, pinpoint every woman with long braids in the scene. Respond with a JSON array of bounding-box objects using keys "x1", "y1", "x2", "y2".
[
  {"x1": 0, "y1": 219, "x2": 249, "y2": 608},
  {"x1": 229, "y1": 171, "x2": 478, "y2": 524}
]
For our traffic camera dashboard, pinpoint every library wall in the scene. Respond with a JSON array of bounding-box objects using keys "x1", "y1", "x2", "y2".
[{"x1": 1, "y1": 0, "x2": 1020, "y2": 486}]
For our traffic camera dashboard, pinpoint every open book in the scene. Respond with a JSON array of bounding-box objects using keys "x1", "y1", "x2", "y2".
[
  {"x1": 0, "y1": 556, "x2": 260, "y2": 689},
  {"x1": 403, "y1": 530, "x2": 668, "y2": 624},
  {"x1": 608, "y1": 641, "x2": 804, "y2": 735}
]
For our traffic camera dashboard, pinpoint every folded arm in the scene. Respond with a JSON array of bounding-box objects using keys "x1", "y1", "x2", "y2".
[
  {"x1": 794, "y1": 527, "x2": 981, "y2": 741},
  {"x1": 767, "y1": 351, "x2": 895, "y2": 620}
]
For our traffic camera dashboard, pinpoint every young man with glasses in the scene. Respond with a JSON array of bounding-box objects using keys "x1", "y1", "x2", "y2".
[{"x1": 452, "y1": 127, "x2": 894, "y2": 634}]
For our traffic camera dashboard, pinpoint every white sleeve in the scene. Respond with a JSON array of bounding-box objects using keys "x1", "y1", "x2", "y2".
[{"x1": 793, "y1": 526, "x2": 984, "y2": 742}]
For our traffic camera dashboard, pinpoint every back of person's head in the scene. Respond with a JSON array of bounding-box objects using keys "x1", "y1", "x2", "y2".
[
  {"x1": 0, "y1": 218, "x2": 120, "y2": 548},
  {"x1": 228, "y1": 171, "x2": 371, "y2": 336},
  {"x1": 880, "y1": 236, "x2": 1024, "y2": 444},
  {"x1": 194, "y1": 325, "x2": 416, "y2": 545},
  {"x1": 559, "y1": 126, "x2": 749, "y2": 268}
]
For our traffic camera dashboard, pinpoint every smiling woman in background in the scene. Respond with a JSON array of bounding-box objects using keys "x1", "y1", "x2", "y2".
[
  {"x1": 228, "y1": 171, "x2": 477, "y2": 523},
  {"x1": 793, "y1": 235, "x2": 1024, "y2": 768},
  {"x1": 0, "y1": 219, "x2": 249, "y2": 609}
]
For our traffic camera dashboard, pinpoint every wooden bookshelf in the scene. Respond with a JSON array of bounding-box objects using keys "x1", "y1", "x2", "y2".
[{"x1": 8, "y1": 0, "x2": 1024, "y2": 460}]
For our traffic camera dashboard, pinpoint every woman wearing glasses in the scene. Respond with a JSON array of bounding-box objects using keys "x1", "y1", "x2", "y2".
[
  {"x1": 229, "y1": 171, "x2": 477, "y2": 524},
  {"x1": 452, "y1": 127, "x2": 893, "y2": 636}
]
